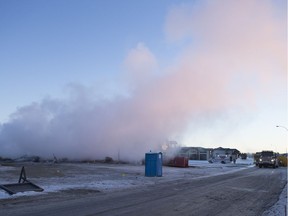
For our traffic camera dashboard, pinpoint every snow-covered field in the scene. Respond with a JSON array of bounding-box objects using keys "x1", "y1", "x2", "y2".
[
  {"x1": 0, "y1": 158, "x2": 253, "y2": 198},
  {"x1": 0, "y1": 158, "x2": 286, "y2": 215}
]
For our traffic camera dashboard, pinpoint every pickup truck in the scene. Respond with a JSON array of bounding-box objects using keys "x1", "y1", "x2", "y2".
[{"x1": 258, "y1": 151, "x2": 279, "y2": 168}]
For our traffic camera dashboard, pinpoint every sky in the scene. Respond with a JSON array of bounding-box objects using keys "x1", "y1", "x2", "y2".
[{"x1": 0, "y1": 0, "x2": 287, "y2": 160}]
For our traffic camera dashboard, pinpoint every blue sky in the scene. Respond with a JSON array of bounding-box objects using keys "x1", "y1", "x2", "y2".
[
  {"x1": 0, "y1": 0, "x2": 287, "y2": 159},
  {"x1": 0, "y1": 1, "x2": 165, "y2": 112}
]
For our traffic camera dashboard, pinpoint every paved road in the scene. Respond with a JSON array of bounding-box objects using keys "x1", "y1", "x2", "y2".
[{"x1": 0, "y1": 167, "x2": 287, "y2": 216}]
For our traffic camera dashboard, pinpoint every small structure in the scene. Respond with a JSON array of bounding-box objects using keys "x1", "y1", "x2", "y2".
[
  {"x1": 168, "y1": 156, "x2": 189, "y2": 168},
  {"x1": 145, "y1": 152, "x2": 162, "y2": 177},
  {"x1": 0, "y1": 166, "x2": 44, "y2": 195}
]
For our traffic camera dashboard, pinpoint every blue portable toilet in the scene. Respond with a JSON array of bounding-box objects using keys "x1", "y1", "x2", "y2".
[{"x1": 145, "y1": 152, "x2": 162, "y2": 177}]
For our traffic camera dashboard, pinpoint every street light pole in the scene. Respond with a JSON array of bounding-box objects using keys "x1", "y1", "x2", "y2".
[
  {"x1": 276, "y1": 125, "x2": 288, "y2": 131},
  {"x1": 276, "y1": 125, "x2": 288, "y2": 156}
]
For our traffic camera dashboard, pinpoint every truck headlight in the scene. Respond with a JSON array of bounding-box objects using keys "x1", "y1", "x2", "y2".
[{"x1": 259, "y1": 158, "x2": 262, "y2": 162}]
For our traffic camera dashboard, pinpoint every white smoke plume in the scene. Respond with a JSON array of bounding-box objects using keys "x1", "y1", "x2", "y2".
[{"x1": 0, "y1": 0, "x2": 286, "y2": 161}]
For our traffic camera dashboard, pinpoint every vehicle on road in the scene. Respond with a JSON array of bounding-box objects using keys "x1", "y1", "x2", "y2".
[
  {"x1": 254, "y1": 152, "x2": 261, "y2": 166},
  {"x1": 258, "y1": 151, "x2": 279, "y2": 168}
]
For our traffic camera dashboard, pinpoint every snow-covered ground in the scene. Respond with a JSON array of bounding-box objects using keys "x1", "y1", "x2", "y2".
[
  {"x1": 262, "y1": 183, "x2": 287, "y2": 216},
  {"x1": 0, "y1": 158, "x2": 252, "y2": 198},
  {"x1": 0, "y1": 158, "x2": 286, "y2": 215}
]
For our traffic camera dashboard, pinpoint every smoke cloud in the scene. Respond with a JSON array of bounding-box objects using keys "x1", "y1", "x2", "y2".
[{"x1": 0, "y1": 0, "x2": 286, "y2": 161}]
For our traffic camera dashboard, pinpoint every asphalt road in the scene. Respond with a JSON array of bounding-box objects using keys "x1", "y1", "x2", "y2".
[{"x1": 0, "y1": 167, "x2": 287, "y2": 216}]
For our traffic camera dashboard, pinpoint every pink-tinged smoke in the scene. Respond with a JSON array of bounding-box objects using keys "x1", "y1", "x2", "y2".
[{"x1": 0, "y1": 0, "x2": 286, "y2": 161}]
